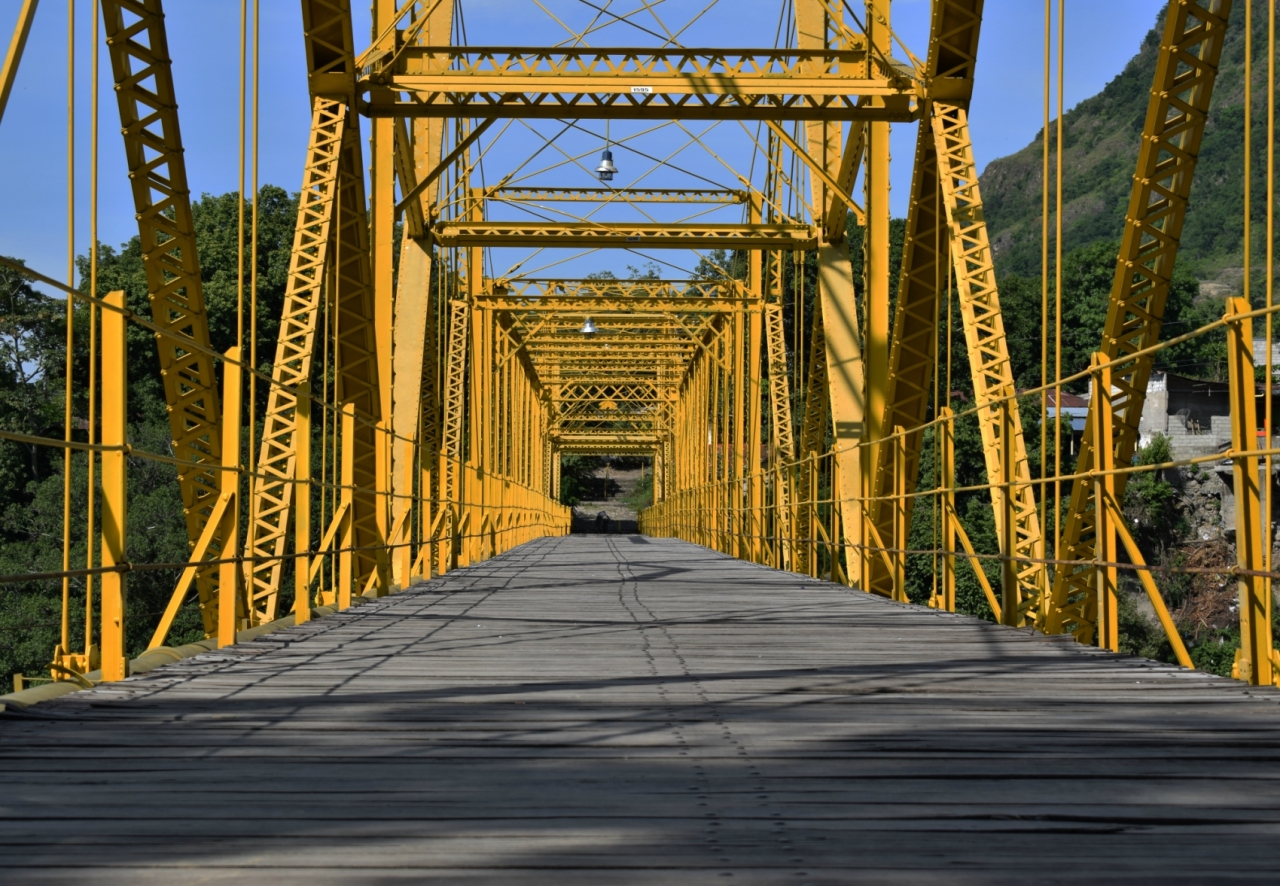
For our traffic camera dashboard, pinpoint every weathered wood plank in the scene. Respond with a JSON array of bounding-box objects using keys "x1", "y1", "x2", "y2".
[{"x1": 3, "y1": 535, "x2": 1280, "y2": 883}]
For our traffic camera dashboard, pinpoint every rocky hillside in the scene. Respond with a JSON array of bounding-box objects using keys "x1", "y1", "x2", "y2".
[{"x1": 980, "y1": 0, "x2": 1275, "y2": 294}]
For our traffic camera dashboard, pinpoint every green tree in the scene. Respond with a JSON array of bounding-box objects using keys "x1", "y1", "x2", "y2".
[
  {"x1": 0, "y1": 187, "x2": 301, "y2": 692},
  {"x1": 559, "y1": 454, "x2": 604, "y2": 506}
]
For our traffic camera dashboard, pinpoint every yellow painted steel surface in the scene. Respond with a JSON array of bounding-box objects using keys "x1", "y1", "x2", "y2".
[
  {"x1": 932, "y1": 103, "x2": 1045, "y2": 626},
  {"x1": 102, "y1": 0, "x2": 226, "y2": 635},
  {"x1": 246, "y1": 98, "x2": 347, "y2": 624}
]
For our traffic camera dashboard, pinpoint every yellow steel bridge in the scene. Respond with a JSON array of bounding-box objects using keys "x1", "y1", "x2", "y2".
[{"x1": 2, "y1": 0, "x2": 1280, "y2": 878}]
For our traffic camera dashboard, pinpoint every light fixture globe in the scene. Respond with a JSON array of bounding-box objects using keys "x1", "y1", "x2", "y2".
[
  {"x1": 595, "y1": 149, "x2": 617, "y2": 182},
  {"x1": 580, "y1": 316, "x2": 597, "y2": 335}
]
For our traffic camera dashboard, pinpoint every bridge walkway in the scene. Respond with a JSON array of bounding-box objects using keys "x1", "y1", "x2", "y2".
[{"x1": 3, "y1": 536, "x2": 1280, "y2": 883}]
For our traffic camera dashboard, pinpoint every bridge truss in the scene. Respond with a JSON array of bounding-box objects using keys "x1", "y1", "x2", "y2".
[{"x1": 2, "y1": 0, "x2": 1277, "y2": 700}]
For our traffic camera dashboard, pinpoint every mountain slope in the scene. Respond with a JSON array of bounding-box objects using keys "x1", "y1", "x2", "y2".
[{"x1": 980, "y1": 0, "x2": 1274, "y2": 294}]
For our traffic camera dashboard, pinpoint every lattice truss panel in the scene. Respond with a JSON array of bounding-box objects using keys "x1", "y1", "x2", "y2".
[
  {"x1": 933, "y1": 103, "x2": 1045, "y2": 625},
  {"x1": 794, "y1": 297, "x2": 829, "y2": 578},
  {"x1": 440, "y1": 300, "x2": 471, "y2": 467},
  {"x1": 362, "y1": 45, "x2": 923, "y2": 120},
  {"x1": 489, "y1": 281, "x2": 736, "y2": 450},
  {"x1": 436, "y1": 222, "x2": 818, "y2": 249},
  {"x1": 1049, "y1": 0, "x2": 1231, "y2": 641},
  {"x1": 102, "y1": 0, "x2": 225, "y2": 634},
  {"x1": 764, "y1": 303, "x2": 795, "y2": 464},
  {"x1": 303, "y1": 0, "x2": 385, "y2": 599},
  {"x1": 486, "y1": 188, "x2": 748, "y2": 205},
  {"x1": 866, "y1": 0, "x2": 981, "y2": 600},
  {"x1": 246, "y1": 98, "x2": 346, "y2": 623}
]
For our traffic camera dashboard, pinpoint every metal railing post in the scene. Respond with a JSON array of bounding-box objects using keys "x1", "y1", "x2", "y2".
[
  {"x1": 99, "y1": 291, "x2": 128, "y2": 681},
  {"x1": 217, "y1": 348, "x2": 243, "y2": 648},
  {"x1": 1226, "y1": 297, "x2": 1275, "y2": 685},
  {"x1": 1091, "y1": 354, "x2": 1119, "y2": 650}
]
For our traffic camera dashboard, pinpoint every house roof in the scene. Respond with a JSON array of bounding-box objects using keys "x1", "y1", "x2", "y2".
[{"x1": 1044, "y1": 390, "x2": 1088, "y2": 408}]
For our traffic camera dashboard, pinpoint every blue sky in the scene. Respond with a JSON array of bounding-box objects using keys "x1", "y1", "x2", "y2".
[{"x1": 1, "y1": 1, "x2": 1166, "y2": 286}]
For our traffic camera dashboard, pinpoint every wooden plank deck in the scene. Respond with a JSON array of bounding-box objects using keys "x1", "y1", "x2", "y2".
[{"x1": 4, "y1": 535, "x2": 1280, "y2": 884}]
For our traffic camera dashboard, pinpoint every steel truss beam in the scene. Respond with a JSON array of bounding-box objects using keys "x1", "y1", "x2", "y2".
[
  {"x1": 933, "y1": 103, "x2": 1045, "y2": 625},
  {"x1": 363, "y1": 45, "x2": 919, "y2": 121},
  {"x1": 528, "y1": 347, "x2": 696, "y2": 357},
  {"x1": 440, "y1": 298, "x2": 470, "y2": 480},
  {"x1": 1049, "y1": 0, "x2": 1231, "y2": 641},
  {"x1": 867, "y1": 0, "x2": 982, "y2": 600},
  {"x1": 485, "y1": 188, "x2": 748, "y2": 204},
  {"x1": 102, "y1": 0, "x2": 225, "y2": 634},
  {"x1": 434, "y1": 222, "x2": 817, "y2": 250},
  {"x1": 488, "y1": 279, "x2": 739, "y2": 299},
  {"x1": 301, "y1": 0, "x2": 385, "y2": 602},
  {"x1": 555, "y1": 446, "x2": 659, "y2": 456},
  {"x1": 795, "y1": 292, "x2": 829, "y2": 578},
  {"x1": 490, "y1": 298, "x2": 743, "y2": 313},
  {"x1": 246, "y1": 97, "x2": 346, "y2": 622},
  {"x1": 388, "y1": 0, "x2": 452, "y2": 588},
  {"x1": 552, "y1": 433, "x2": 662, "y2": 447},
  {"x1": 555, "y1": 385, "x2": 666, "y2": 404}
]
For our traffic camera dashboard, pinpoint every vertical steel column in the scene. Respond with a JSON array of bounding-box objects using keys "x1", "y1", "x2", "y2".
[
  {"x1": 747, "y1": 304, "x2": 764, "y2": 562},
  {"x1": 337, "y1": 403, "x2": 356, "y2": 610},
  {"x1": 295, "y1": 391, "x2": 312, "y2": 623},
  {"x1": 369, "y1": 0, "x2": 397, "y2": 593},
  {"x1": 798, "y1": 0, "x2": 867, "y2": 586},
  {"x1": 1001, "y1": 397, "x2": 1025, "y2": 629},
  {"x1": 862, "y1": 0, "x2": 893, "y2": 573},
  {"x1": 818, "y1": 245, "x2": 865, "y2": 588},
  {"x1": 436, "y1": 450, "x2": 451, "y2": 576},
  {"x1": 731, "y1": 309, "x2": 746, "y2": 555},
  {"x1": 892, "y1": 426, "x2": 907, "y2": 601},
  {"x1": 797, "y1": 297, "x2": 828, "y2": 577},
  {"x1": 217, "y1": 349, "x2": 243, "y2": 648},
  {"x1": 390, "y1": 3, "x2": 452, "y2": 585},
  {"x1": 1091, "y1": 355, "x2": 1119, "y2": 650},
  {"x1": 713, "y1": 323, "x2": 726, "y2": 550},
  {"x1": 440, "y1": 298, "x2": 470, "y2": 573},
  {"x1": 1226, "y1": 298, "x2": 1274, "y2": 685},
  {"x1": 938, "y1": 407, "x2": 957, "y2": 612},
  {"x1": 99, "y1": 290, "x2": 128, "y2": 681},
  {"x1": 397, "y1": 437, "x2": 415, "y2": 584}
]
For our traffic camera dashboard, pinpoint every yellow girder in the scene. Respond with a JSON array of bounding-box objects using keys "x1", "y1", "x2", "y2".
[
  {"x1": 866, "y1": 0, "x2": 981, "y2": 600},
  {"x1": 302, "y1": 0, "x2": 386, "y2": 603},
  {"x1": 489, "y1": 279, "x2": 739, "y2": 299},
  {"x1": 1049, "y1": 0, "x2": 1232, "y2": 641},
  {"x1": 363, "y1": 45, "x2": 920, "y2": 121},
  {"x1": 102, "y1": 0, "x2": 226, "y2": 635},
  {"x1": 933, "y1": 102, "x2": 1045, "y2": 626},
  {"x1": 485, "y1": 187, "x2": 748, "y2": 204},
  {"x1": 246, "y1": 97, "x2": 348, "y2": 623},
  {"x1": 435, "y1": 222, "x2": 818, "y2": 250}
]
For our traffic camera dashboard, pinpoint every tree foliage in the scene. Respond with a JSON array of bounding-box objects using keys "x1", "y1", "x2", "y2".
[{"x1": 0, "y1": 187, "x2": 299, "y2": 692}]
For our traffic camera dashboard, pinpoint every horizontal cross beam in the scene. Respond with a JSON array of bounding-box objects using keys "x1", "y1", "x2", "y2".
[
  {"x1": 435, "y1": 222, "x2": 817, "y2": 249},
  {"x1": 485, "y1": 187, "x2": 748, "y2": 204}
]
